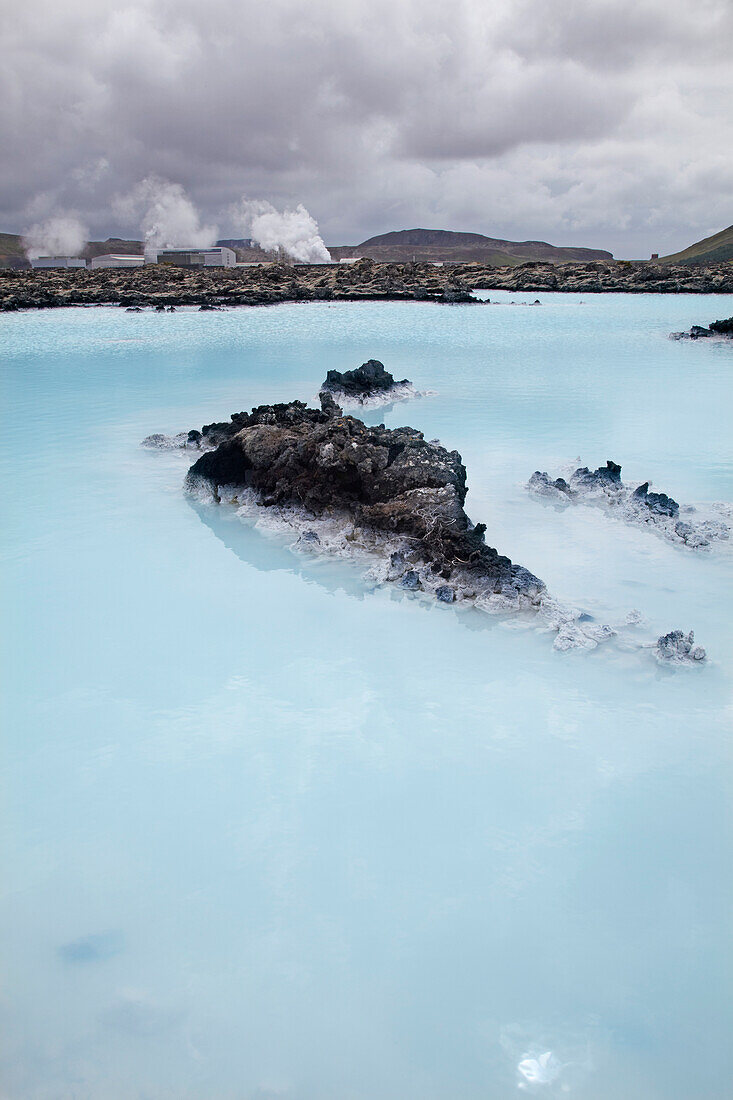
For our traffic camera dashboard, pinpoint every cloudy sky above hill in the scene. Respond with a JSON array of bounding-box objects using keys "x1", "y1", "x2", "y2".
[{"x1": 2, "y1": 0, "x2": 731, "y2": 256}]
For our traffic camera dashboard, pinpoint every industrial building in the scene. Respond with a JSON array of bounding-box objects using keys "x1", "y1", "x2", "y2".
[
  {"x1": 149, "y1": 246, "x2": 236, "y2": 267},
  {"x1": 30, "y1": 256, "x2": 86, "y2": 269},
  {"x1": 90, "y1": 254, "x2": 144, "y2": 268}
]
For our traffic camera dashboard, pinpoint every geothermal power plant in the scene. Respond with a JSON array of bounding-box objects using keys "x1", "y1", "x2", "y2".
[{"x1": 31, "y1": 246, "x2": 239, "y2": 269}]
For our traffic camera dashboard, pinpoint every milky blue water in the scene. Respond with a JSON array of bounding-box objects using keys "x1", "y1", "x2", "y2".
[{"x1": 1, "y1": 293, "x2": 732, "y2": 1100}]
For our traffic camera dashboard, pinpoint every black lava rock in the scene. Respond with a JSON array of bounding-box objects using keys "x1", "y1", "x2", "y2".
[
  {"x1": 321, "y1": 359, "x2": 409, "y2": 399},
  {"x1": 185, "y1": 400, "x2": 544, "y2": 598}
]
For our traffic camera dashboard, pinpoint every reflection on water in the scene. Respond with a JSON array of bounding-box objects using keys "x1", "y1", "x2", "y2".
[
  {"x1": 189, "y1": 497, "x2": 372, "y2": 600},
  {"x1": 189, "y1": 497, "x2": 503, "y2": 637}
]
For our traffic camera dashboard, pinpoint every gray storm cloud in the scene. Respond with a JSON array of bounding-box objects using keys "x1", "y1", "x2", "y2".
[{"x1": 2, "y1": 0, "x2": 732, "y2": 258}]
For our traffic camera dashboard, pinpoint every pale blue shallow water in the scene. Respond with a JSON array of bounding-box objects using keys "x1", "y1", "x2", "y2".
[{"x1": 1, "y1": 293, "x2": 732, "y2": 1099}]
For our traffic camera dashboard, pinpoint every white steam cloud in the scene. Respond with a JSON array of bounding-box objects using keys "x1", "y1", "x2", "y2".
[
  {"x1": 23, "y1": 214, "x2": 88, "y2": 259},
  {"x1": 233, "y1": 198, "x2": 331, "y2": 263},
  {"x1": 115, "y1": 176, "x2": 218, "y2": 255}
]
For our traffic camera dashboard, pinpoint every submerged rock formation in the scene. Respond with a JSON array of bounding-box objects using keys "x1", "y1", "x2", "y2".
[
  {"x1": 528, "y1": 460, "x2": 729, "y2": 549},
  {"x1": 631, "y1": 482, "x2": 679, "y2": 518},
  {"x1": 320, "y1": 359, "x2": 416, "y2": 407},
  {"x1": 656, "y1": 630, "x2": 706, "y2": 662},
  {"x1": 141, "y1": 429, "x2": 203, "y2": 450},
  {"x1": 670, "y1": 315, "x2": 733, "y2": 340}
]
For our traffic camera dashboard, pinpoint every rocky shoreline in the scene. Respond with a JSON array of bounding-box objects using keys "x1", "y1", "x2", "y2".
[{"x1": 2, "y1": 258, "x2": 732, "y2": 311}]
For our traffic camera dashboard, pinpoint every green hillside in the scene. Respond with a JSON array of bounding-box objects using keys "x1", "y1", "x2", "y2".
[
  {"x1": 660, "y1": 224, "x2": 733, "y2": 265},
  {"x1": 0, "y1": 232, "x2": 29, "y2": 268}
]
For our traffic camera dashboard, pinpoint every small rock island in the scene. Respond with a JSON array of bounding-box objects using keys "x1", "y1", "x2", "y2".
[
  {"x1": 185, "y1": 394, "x2": 544, "y2": 608},
  {"x1": 319, "y1": 359, "x2": 416, "y2": 407}
]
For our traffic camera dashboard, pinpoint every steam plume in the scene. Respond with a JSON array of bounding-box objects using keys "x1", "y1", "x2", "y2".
[
  {"x1": 23, "y1": 214, "x2": 88, "y2": 260},
  {"x1": 116, "y1": 176, "x2": 217, "y2": 256},
  {"x1": 233, "y1": 198, "x2": 331, "y2": 263}
]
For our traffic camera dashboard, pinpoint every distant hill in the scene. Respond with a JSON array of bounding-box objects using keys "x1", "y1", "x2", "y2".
[
  {"x1": 216, "y1": 238, "x2": 273, "y2": 262},
  {"x1": 0, "y1": 232, "x2": 29, "y2": 268},
  {"x1": 328, "y1": 228, "x2": 613, "y2": 265},
  {"x1": 82, "y1": 238, "x2": 144, "y2": 260},
  {"x1": 0, "y1": 233, "x2": 146, "y2": 267},
  {"x1": 659, "y1": 224, "x2": 733, "y2": 265}
]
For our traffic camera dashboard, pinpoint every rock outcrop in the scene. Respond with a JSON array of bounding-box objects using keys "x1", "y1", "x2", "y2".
[
  {"x1": 320, "y1": 359, "x2": 416, "y2": 407},
  {"x1": 142, "y1": 406, "x2": 709, "y2": 658},
  {"x1": 528, "y1": 460, "x2": 729, "y2": 549},
  {"x1": 183, "y1": 398, "x2": 543, "y2": 605},
  {"x1": 670, "y1": 315, "x2": 733, "y2": 339}
]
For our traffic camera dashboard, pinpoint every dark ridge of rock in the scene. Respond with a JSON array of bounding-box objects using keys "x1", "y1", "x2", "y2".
[
  {"x1": 142, "y1": 397, "x2": 344, "y2": 452},
  {"x1": 3, "y1": 260, "x2": 732, "y2": 313},
  {"x1": 321, "y1": 359, "x2": 408, "y2": 399},
  {"x1": 632, "y1": 482, "x2": 679, "y2": 518},
  {"x1": 184, "y1": 400, "x2": 543, "y2": 599},
  {"x1": 656, "y1": 630, "x2": 705, "y2": 662},
  {"x1": 670, "y1": 315, "x2": 733, "y2": 339}
]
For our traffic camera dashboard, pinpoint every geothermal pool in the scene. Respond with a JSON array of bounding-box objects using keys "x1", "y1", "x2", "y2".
[{"x1": 1, "y1": 293, "x2": 732, "y2": 1099}]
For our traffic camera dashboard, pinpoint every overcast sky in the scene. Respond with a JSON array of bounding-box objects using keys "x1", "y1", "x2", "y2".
[{"x1": 2, "y1": 0, "x2": 731, "y2": 257}]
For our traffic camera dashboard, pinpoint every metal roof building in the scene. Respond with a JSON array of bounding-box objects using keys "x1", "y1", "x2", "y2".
[
  {"x1": 149, "y1": 246, "x2": 236, "y2": 267},
  {"x1": 90, "y1": 254, "x2": 145, "y2": 268},
  {"x1": 30, "y1": 256, "x2": 87, "y2": 269}
]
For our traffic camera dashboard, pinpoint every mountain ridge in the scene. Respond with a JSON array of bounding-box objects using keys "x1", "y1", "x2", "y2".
[
  {"x1": 328, "y1": 227, "x2": 613, "y2": 265},
  {"x1": 0, "y1": 226, "x2": 614, "y2": 268},
  {"x1": 4, "y1": 223, "x2": 731, "y2": 268}
]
